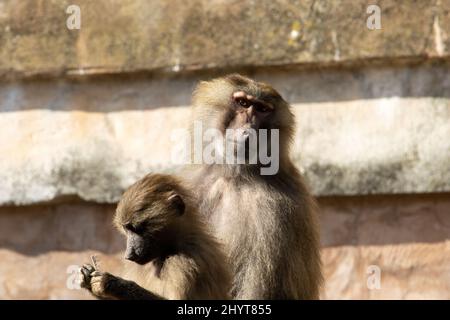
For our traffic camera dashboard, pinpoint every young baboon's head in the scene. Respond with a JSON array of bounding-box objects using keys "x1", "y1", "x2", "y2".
[{"x1": 114, "y1": 173, "x2": 190, "y2": 265}]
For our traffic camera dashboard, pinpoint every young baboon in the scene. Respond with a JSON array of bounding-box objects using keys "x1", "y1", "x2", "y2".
[
  {"x1": 79, "y1": 173, "x2": 231, "y2": 300},
  {"x1": 186, "y1": 74, "x2": 323, "y2": 299}
]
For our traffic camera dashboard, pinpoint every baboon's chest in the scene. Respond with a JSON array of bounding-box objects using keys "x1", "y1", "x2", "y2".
[{"x1": 203, "y1": 178, "x2": 262, "y2": 242}]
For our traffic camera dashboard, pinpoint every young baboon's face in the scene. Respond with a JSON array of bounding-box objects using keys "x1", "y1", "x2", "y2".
[{"x1": 114, "y1": 174, "x2": 186, "y2": 265}]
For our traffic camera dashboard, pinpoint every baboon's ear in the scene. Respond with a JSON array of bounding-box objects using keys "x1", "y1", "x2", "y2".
[{"x1": 168, "y1": 193, "x2": 185, "y2": 216}]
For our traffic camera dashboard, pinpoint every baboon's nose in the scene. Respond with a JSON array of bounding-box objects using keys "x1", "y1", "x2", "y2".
[{"x1": 124, "y1": 248, "x2": 138, "y2": 262}]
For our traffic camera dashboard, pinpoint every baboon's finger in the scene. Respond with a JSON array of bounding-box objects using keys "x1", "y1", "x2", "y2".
[
  {"x1": 82, "y1": 264, "x2": 95, "y2": 273},
  {"x1": 80, "y1": 266, "x2": 93, "y2": 279}
]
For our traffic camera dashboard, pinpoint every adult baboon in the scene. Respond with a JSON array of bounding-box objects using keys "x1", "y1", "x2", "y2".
[{"x1": 186, "y1": 74, "x2": 322, "y2": 299}]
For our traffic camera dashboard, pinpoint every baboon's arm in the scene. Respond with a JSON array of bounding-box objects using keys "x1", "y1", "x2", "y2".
[
  {"x1": 99, "y1": 272, "x2": 164, "y2": 300},
  {"x1": 80, "y1": 264, "x2": 164, "y2": 300}
]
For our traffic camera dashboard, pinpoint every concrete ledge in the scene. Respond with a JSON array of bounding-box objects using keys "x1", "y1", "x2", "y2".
[
  {"x1": 1, "y1": 64, "x2": 449, "y2": 205},
  {"x1": 1, "y1": 0, "x2": 450, "y2": 78}
]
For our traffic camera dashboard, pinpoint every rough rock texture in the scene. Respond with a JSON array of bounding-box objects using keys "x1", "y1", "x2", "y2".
[
  {"x1": 0, "y1": 203, "x2": 123, "y2": 299},
  {"x1": 1, "y1": 0, "x2": 450, "y2": 78},
  {"x1": 322, "y1": 242, "x2": 450, "y2": 299},
  {"x1": 1, "y1": 0, "x2": 450, "y2": 301},
  {"x1": 320, "y1": 194, "x2": 450, "y2": 299},
  {"x1": 0, "y1": 194, "x2": 448, "y2": 299},
  {"x1": 1, "y1": 64, "x2": 449, "y2": 205}
]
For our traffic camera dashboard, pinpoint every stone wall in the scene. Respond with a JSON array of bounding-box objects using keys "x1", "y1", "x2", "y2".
[
  {"x1": 0, "y1": 0, "x2": 449, "y2": 299},
  {"x1": 1, "y1": 194, "x2": 449, "y2": 299}
]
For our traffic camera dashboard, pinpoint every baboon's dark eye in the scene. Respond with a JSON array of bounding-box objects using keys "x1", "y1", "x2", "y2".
[
  {"x1": 134, "y1": 223, "x2": 146, "y2": 234},
  {"x1": 124, "y1": 222, "x2": 145, "y2": 234},
  {"x1": 236, "y1": 98, "x2": 249, "y2": 107},
  {"x1": 254, "y1": 102, "x2": 271, "y2": 113}
]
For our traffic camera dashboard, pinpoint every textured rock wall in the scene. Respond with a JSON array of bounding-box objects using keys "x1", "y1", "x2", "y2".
[
  {"x1": 0, "y1": 194, "x2": 448, "y2": 299},
  {"x1": 1, "y1": 0, "x2": 449, "y2": 300},
  {"x1": 1, "y1": 64, "x2": 450, "y2": 205},
  {"x1": 2, "y1": 0, "x2": 450, "y2": 77}
]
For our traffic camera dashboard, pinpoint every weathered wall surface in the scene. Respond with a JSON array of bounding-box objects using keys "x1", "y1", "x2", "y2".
[
  {"x1": 0, "y1": 194, "x2": 449, "y2": 299},
  {"x1": 1, "y1": 64, "x2": 450, "y2": 205},
  {"x1": 0, "y1": 0, "x2": 449, "y2": 299},
  {"x1": 1, "y1": 0, "x2": 450, "y2": 77}
]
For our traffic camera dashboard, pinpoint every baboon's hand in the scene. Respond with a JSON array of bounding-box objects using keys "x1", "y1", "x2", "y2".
[
  {"x1": 89, "y1": 270, "x2": 117, "y2": 298},
  {"x1": 79, "y1": 264, "x2": 116, "y2": 298},
  {"x1": 80, "y1": 263, "x2": 161, "y2": 300},
  {"x1": 79, "y1": 263, "x2": 121, "y2": 299},
  {"x1": 79, "y1": 263, "x2": 95, "y2": 290}
]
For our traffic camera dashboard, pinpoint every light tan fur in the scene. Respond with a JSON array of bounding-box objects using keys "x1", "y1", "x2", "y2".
[
  {"x1": 185, "y1": 74, "x2": 323, "y2": 299},
  {"x1": 80, "y1": 173, "x2": 231, "y2": 300},
  {"x1": 120, "y1": 217, "x2": 232, "y2": 299}
]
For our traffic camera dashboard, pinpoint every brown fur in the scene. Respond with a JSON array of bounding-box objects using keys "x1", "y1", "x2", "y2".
[
  {"x1": 186, "y1": 74, "x2": 323, "y2": 299},
  {"x1": 80, "y1": 173, "x2": 231, "y2": 300}
]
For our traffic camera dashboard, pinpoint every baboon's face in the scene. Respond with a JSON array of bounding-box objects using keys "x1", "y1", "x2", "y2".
[
  {"x1": 192, "y1": 74, "x2": 295, "y2": 147},
  {"x1": 114, "y1": 174, "x2": 186, "y2": 265},
  {"x1": 123, "y1": 227, "x2": 154, "y2": 265}
]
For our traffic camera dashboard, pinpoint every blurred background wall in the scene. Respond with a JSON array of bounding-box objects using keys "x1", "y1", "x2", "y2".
[{"x1": 0, "y1": 0, "x2": 449, "y2": 299}]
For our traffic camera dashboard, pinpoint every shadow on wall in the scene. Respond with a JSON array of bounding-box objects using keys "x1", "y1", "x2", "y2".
[
  {"x1": 2, "y1": 61, "x2": 450, "y2": 113},
  {"x1": 0, "y1": 193, "x2": 449, "y2": 257},
  {"x1": 0, "y1": 202, "x2": 124, "y2": 256},
  {"x1": 320, "y1": 193, "x2": 450, "y2": 248}
]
